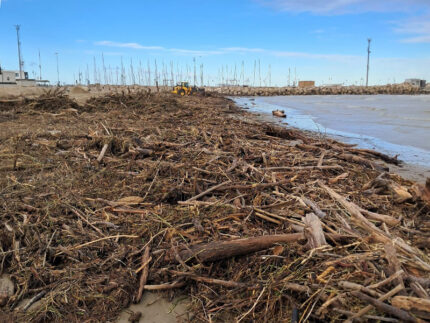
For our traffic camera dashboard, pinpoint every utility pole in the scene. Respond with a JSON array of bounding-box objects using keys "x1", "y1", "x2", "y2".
[
  {"x1": 366, "y1": 38, "x2": 372, "y2": 87},
  {"x1": 15, "y1": 25, "x2": 24, "y2": 80},
  {"x1": 55, "y1": 52, "x2": 60, "y2": 86},
  {"x1": 38, "y1": 50, "x2": 42, "y2": 80}
]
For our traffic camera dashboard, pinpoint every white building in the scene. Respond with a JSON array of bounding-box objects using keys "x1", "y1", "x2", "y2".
[
  {"x1": 0, "y1": 69, "x2": 17, "y2": 84},
  {"x1": 405, "y1": 79, "x2": 426, "y2": 88},
  {"x1": 0, "y1": 68, "x2": 37, "y2": 86}
]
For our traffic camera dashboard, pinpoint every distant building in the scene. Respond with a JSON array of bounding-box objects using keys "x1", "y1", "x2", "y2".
[
  {"x1": 320, "y1": 84, "x2": 343, "y2": 87},
  {"x1": 0, "y1": 67, "x2": 38, "y2": 86},
  {"x1": 298, "y1": 81, "x2": 315, "y2": 88},
  {"x1": 405, "y1": 79, "x2": 426, "y2": 88},
  {"x1": 0, "y1": 69, "x2": 17, "y2": 84}
]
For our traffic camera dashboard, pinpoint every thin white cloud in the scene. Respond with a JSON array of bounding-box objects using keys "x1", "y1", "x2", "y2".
[
  {"x1": 258, "y1": 0, "x2": 430, "y2": 14},
  {"x1": 394, "y1": 15, "x2": 430, "y2": 43},
  {"x1": 402, "y1": 35, "x2": 430, "y2": 43},
  {"x1": 271, "y1": 50, "x2": 360, "y2": 62},
  {"x1": 95, "y1": 41, "x2": 164, "y2": 50},
  {"x1": 84, "y1": 50, "x2": 125, "y2": 56},
  {"x1": 95, "y1": 41, "x2": 223, "y2": 56},
  {"x1": 94, "y1": 40, "x2": 362, "y2": 61},
  {"x1": 258, "y1": 1, "x2": 430, "y2": 43},
  {"x1": 169, "y1": 48, "x2": 224, "y2": 56},
  {"x1": 222, "y1": 47, "x2": 265, "y2": 53}
]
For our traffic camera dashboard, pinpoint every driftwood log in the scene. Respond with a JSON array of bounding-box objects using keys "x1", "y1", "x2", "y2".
[
  {"x1": 303, "y1": 213, "x2": 327, "y2": 249},
  {"x1": 168, "y1": 233, "x2": 305, "y2": 263},
  {"x1": 338, "y1": 153, "x2": 388, "y2": 172}
]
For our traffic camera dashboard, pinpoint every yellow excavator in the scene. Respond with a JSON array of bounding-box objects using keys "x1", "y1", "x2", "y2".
[{"x1": 172, "y1": 82, "x2": 193, "y2": 96}]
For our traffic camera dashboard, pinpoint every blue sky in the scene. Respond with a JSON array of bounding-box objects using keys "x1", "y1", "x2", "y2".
[{"x1": 0, "y1": 0, "x2": 429, "y2": 86}]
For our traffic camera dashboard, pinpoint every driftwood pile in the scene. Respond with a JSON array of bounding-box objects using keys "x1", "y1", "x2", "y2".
[{"x1": 0, "y1": 91, "x2": 429, "y2": 322}]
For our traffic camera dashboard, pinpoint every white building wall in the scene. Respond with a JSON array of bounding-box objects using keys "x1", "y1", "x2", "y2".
[{"x1": 0, "y1": 70, "x2": 17, "y2": 83}]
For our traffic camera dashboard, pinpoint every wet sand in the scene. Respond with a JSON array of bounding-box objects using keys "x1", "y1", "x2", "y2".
[{"x1": 117, "y1": 293, "x2": 190, "y2": 323}]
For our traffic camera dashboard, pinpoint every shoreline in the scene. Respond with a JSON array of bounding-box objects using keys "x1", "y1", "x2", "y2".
[{"x1": 230, "y1": 96, "x2": 430, "y2": 184}]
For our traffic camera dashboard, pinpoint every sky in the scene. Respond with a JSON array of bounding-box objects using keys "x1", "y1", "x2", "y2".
[{"x1": 0, "y1": 0, "x2": 429, "y2": 86}]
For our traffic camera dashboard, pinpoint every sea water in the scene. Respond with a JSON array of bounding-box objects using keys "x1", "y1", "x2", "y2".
[{"x1": 234, "y1": 95, "x2": 430, "y2": 167}]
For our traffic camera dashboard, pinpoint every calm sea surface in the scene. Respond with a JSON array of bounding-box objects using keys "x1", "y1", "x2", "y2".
[{"x1": 234, "y1": 95, "x2": 430, "y2": 167}]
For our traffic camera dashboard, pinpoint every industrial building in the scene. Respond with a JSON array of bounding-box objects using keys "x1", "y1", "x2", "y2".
[
  {"x1": 298, "y1": 81, "x2": 315, "y2": 88},
  {"x1": 0, "y1": 69, "x2": 17, "y2": 84},
  {"x1": 0, "y1": 67, "x2": 38, "y2": 87},
  {"x1": 405, "y1": 79, "x2": 426, "y2": 88}
]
